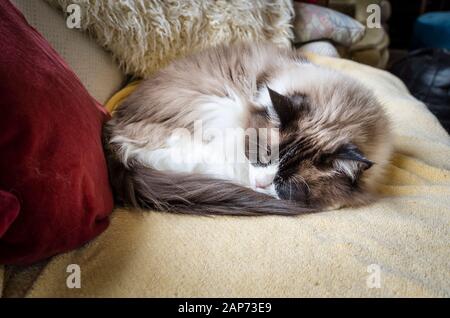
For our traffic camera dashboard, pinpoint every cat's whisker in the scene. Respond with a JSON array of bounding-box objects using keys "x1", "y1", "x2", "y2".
[{"x1": 292, "y1": 175, "x2": 311, "y2": 194}]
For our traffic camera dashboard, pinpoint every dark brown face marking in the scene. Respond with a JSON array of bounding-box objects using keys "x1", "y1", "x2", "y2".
[
  {"x1": 267, "y1": 89, "x2": 379, "y2": 209},
  {"x1": 267, "y1": 87, "x2": 309, "y2": 129}
]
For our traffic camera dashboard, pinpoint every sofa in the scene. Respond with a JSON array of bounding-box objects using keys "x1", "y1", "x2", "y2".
[{"x1": 1, "y1": 0, "x2": 449, "y2": 297}]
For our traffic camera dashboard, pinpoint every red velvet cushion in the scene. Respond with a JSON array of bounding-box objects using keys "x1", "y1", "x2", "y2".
[{"x1": 0, "y1": 0, "x2": 114, "y2": 265}]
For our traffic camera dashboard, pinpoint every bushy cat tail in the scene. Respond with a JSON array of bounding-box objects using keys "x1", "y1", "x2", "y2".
[{"x1": 107, "y1": 156, "x2": 317, "y2": 216}]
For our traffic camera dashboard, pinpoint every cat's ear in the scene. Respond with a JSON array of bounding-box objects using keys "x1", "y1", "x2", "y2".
[
  {"x1": 267, "y1": 87, "x2": 296, "y2": 128},
  {"x1": 332, "y1": 144, "x2": 373, "y2": 181}
]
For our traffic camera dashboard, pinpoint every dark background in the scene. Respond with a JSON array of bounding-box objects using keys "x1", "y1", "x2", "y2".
[{"x1": 389, "y1": 0, "x2": 450, "y2": 49}]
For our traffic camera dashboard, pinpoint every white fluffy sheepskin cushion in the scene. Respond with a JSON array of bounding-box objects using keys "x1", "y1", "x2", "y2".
[{"x1": 45, "y1": 0, "x2": 294, "y2": 77}]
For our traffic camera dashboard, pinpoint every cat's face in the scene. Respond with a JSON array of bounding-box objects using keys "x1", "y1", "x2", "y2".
[{"x1": 258, "y1": 76, "x2": 389, "y2": 209}]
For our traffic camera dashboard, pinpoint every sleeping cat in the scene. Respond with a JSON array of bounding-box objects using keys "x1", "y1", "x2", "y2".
[{"x1": 103, "y1": 42, "x2": 392, "y2": 215}]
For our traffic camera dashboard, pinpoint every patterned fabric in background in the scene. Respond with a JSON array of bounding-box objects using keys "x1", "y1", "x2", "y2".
[{"x1": 293, "y1": 3, "x2": 365, "y2": 47}]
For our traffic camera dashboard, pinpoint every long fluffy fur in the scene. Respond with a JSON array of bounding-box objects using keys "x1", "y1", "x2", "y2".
[
  {"x1": 45, "y1": 0, "x2": 294, "y2": 77},
  {"x1": 104, "y1": 42, "x2": 392, "y2": 215},
  {"x1": 103, "y1": 138, "x2": 317, "y2": 216}
]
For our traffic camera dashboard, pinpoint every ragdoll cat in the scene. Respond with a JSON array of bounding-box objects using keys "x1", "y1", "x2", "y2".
[{"x1": 103, "y1": 42, "x2": 392, "y2": 215}]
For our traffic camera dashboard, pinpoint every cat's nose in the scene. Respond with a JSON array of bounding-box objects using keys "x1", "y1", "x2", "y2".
[
  {"x1": 249, "y1": 164, "x2": 277, "y2": 189},
  {"x1": 255, "y1": 181, "x2": 270, "y2": 189},
  {"x1": 255, "y1": 172, "x2": 276, "y2": 188}
]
